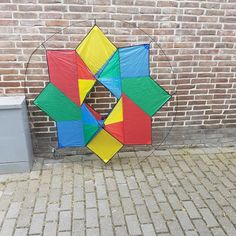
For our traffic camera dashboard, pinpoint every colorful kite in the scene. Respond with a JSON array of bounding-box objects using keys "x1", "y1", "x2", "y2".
[{"x1": 34, "y1": 25, "x2": 171, "y2": 163}]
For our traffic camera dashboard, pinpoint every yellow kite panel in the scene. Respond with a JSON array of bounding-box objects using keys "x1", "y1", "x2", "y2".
[
  {"x1": 87, "y1": 129, "x2": 123, "y2": 163},
  {"x1": 78, "y1": 79, "x2": 95, "y2": 105},
  {"x1": 104, "y1": 97, "x2": 123, "y2": 125},
  {"x1": 76, "y1": 25, "x2": 116, "y2": 74}
]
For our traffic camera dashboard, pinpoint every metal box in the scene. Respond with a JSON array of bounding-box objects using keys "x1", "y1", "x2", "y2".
[{"x1": 0, "y1": 96, "x2": 33, "y2": 174}]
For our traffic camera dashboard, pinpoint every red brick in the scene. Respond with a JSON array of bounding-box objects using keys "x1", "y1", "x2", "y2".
[
  {"x1": 0, "y1": 20, "x2": 18, "y2": 26},
  {"x1": 44, "y1": 5, "x2": 67, "y2": 11}
]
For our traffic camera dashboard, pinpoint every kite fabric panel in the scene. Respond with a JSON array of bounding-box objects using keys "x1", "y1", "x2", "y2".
[
  {"x1": 76, "y1": 25, "x2": 116, "y2": 74},
  {"x1": 104, "y1": 95, "x2": 152, "y2": 144},
  {"x1": 57, "y1": 120, "x2": 85, "y2": 148},
  {"x1": 34, "y1": 24, "x2": 171, "y2": 163},
  {"x1": 122, "y1": 76, "x2": 171, "y2": 116},
  {"x1": 119, "y1": 44, "x2": 150, "y2": 78},
  {"x1": 47, "y1": 50, "x2": 80, "y2": 106},
  {"x1": 87, "y1": 129, "x2": 123, "y2": 163},
  {"x1": 34, "y1": 83, "x2": 82, "y2": 121},
  {"x1": 97, "y1": 50, "x2": 122, "y2": 99}
]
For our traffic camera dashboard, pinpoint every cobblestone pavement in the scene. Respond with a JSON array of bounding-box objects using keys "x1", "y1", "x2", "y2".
[{"x1": 0, "y1": 147, "x2": 236, "y2": 236}]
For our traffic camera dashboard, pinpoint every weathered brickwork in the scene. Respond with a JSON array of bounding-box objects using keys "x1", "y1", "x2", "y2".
[{"x1": 0, "y1": 0, "x2": 235, "y2": 153}]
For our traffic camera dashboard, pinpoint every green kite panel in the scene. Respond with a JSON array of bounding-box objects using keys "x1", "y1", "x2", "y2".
[
  {"x1": 99, "y1": 50, "x2": 120, "y2": 78},
  {"x1": 83, "y1": 124, "x2": 100, "y2": 145},
  {"x1": 122, "y1": 77, "x2": 171, "y2": 116},
  {"x1": 34, "y1": 83, "x2": 82, "y2": 121}
]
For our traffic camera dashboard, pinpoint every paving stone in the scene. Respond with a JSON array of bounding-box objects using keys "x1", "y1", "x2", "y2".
[
  {"x1": 51, "y1": 175, "x2": 62, "y2": 189},
  {"x1": 139, "y1": 181, "x2": 152, "y2": 196},
  {"x1": 144, "y1": 195, "x2": 159, "y2": 213},
  {"x1": 159, "y1": 202, "x2": 175, "y2": 220},
  {"x1": 34, "y1": 197, "x2": 47, "y2": 213},
  {"x1": 109, "y1": 191, "x2": 121, "y2": 207},
  {"x1": 17, "y1": 208, "x2": 33, "y2": 227},
  {"x1": 217, "y1": 216, "x2": 236, "y2": 235},
  {"x1": 193, "y1": 219, "x2": 212, "y2": 236},
  {"x1": 167, "y1": 194, "x2": 182, "y2": 210},
  {"x1": 58, "y1": 211, "x2": 71, "y2": 231},
  {"x1": 125, "y1": 215, "x2": 142, "y2": 235},
  {"x1": 100, "y1": 217, "x2": 114, "y2": 236},
  {"x1": 150, "y1": 212, "x2": 168, "y2": 233},
  {"x1": 199, "y1": 208, "x2": 219, "y2": 227},
  {"x1": 72, "y1": 219, "x2": 85, "y2": 236},
  {"x1": 178, "y1": 160, "x2": 192, "y2": 172},
  {"x1": 167, "y1": 220, "x2": 184, "y2": 236},
  {"x1": 73, "y1": 201, "x2": 84, "y2": 219},
  {"x1": 86, "y1": 228, "x2": 99, "y2": 236},
  {"x1": 98, "y1": 199, "x2": 110, "y2": 217},
  {"x1": 114, "y1": 171, "x2": 126, "y2": 184},
  {"x1": 60, "y1": 194, "x2": 72, "y2": 211},
  {"x1": 121, "y1": 198, "x2": 135, "y2": 214},
  {"x1": 84, "y1": 180, "x2": 94, "y2": 193},
  {"x1": 43, "y1": 222, "x2": 57, "y2": 236},
  {"x1": 174, "y1": 186, "x2": 190, "y2": 201},
  {"x1": 183, "y1": 201, "x2": 201, "y2": 219},
  {"x1": 136, "y1": 204, "x2": 151, "y2": 223},
  {"x1": 153, "y1": 187, "x2": 167, "y2": 202},
  {"x1": 134, "y1": 169, "x2": 146, "y2": 182},
  {"x1": 205, "y1": 199, "x2": 223, "y2": 216},
  {"x1": 210, "y1": 227, "x2": 226, "y2": 236},
  {"x1": 29, "y1": 213, "x2": 45, "y2": 235},
  {"x1": 0, "y1": 219, "x2": 16, "y2": 236},
  {"x1": 190, "y1": 192, "x2": 207, "y2": 208},
  {"x1": 73, "y1": 187, "x2": 84, "y2": 202},
  {"x1": 185, "y1": 231, "x2": 198, "y2": 236},
  {"x1": 211, "y1": 191, "x2": 229, "y2": 206},
  {"x1": 131, "y1": 189, "x2": 144, "y2": 205},
  {"x1": 176, "y1": 210, "x2": 194, "y2": 231},
  {"x1": 127, "y1": 176, "x2": 138, "y2": 190},
  {"x1": 223, "y1": 206, "x2": 236, "y2": 224},
  {"x1": 118, "y1": 183, "x2": 130, "y2": 198},
  {"x1": 181, "y1": 179, "x2": 195, "y2": 193},
  {"x1": 38, "y1": 184, "x2": 50, "y2": 197},
  {"x1": 106, "y1": 178, "x2": 117, "y2": 191},
  {"x1": 111, "y1": 206, "x2": 125, "y2": 226},
  {"x1": 96, "y1": 185, "x2": 107, "y2": 199},
  {"x1": 6, "y1": 202, "x2": 21, "y2": 219},
  {"x1": 158, "y1": 233, "x2": 171, "y2": 236},
  {"x1": 13, "y1": 228, "x2": 28, "y2": 236},
  {"x1": 141, "y1": 224, "x2": 156, "y2": 236},
  {"x1": 0, "y1": 211, "x2": 6, "y2": 226},
  {"x1": 58, "y1": 232, "x2": 71, "y2": 236},
  {"x1": 195, "y1": 185, "x2": 212, "y2": 199},
  {"x1": 115, "y1": 226, "x2": 128, "y2": 236},
  {"x1": 160, "y1": 180, "x2": 173, "y2": 193},
  {"x1": 49, "y1": 188, "x2": 61, "y2": 203},
  {"x1": 86, "y1": 208, "x2": 98, "y2": 228},
  {"x1": 85, "y1": 192, "x2": 96, "y2": 208},
  {"x1": 0, "y1": 195, "x2": 11, "y2": 211},
  {"x1": 46, "y1": 203, "x2": 59, "y2": 222}
]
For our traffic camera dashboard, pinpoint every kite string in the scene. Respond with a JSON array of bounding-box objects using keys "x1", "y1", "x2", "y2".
[{"x1": 24, "y1": 19, "x2": 179, "y2": 170}]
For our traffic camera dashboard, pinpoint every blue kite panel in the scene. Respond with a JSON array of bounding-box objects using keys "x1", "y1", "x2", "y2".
[
  {"x1": 57, "y1": 120, "x2": 85, "y2": 148},
  {"x1": 98, "y1": 119, "x2": 105, "y2": 127},
  {"x1": 81, "y1": 103, "x2": 99, "y2": 126},
  {"x1": 98, "y1": 77, "x2": 121, "y2": 99},
  {"x1": 119, "y1": 44, "x2": 150, "y2": 78}
]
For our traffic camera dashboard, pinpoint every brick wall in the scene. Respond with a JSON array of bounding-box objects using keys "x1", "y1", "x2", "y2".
[{"x1": 0, "y1": 0, "x2": 236, "y2": 154}]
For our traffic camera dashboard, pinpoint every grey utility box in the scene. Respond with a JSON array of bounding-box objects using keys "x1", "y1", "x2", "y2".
[{"x1": 0, "y1": 96, "x2": 33, "y2": 174}]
